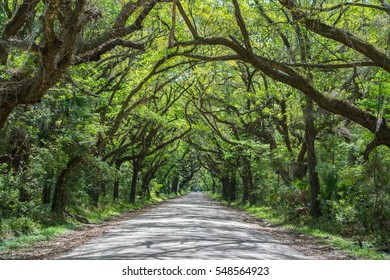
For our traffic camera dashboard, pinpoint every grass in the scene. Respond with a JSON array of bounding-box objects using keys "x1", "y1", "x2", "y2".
[
  {"x1": 293, "y1": 223, "x2": 388, "y2": 260},
  {"x1": 85, "y1": 192, "x2": 184, "y2": 223},
  {"x1": 71, "y1": 194, "x2": 174, "y2": 223},
  {"x1": 208, "y1": 193, "x2": 390, "y2": 260},
  {"x1": 0, "y1": 224, "x2": 77, "y2": 254}
]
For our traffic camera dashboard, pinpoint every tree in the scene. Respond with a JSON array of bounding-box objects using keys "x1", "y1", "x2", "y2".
[
  {"x1": 0, "y1": 0, "x2": 167, "y2": 128},
  {"x1": 172, "y1": 0, "x2": 390, "y2": 157},
  {"x1": 1, "y1": 0, "x2": 389, "y2": 252}
]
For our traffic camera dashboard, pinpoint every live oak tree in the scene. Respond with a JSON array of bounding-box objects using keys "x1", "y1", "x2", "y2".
[
  {"x1": 0, "y1": 0, "x2": 168, "y2": 128},
  {"x1": 166, "y1": 0, "x2": 389, "y2": 216},
  {"x1": 171, "y1": 0, "x2": 390, "y2": 156},
  {"x1": 0, "y1": 0, "x2": 389, "y2": 250}
]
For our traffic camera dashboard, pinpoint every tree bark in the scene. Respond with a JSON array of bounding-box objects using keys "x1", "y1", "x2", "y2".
[
  {"x1": 129, "y1": 158, "x2": 142, "y2": 203},
  {"x1": 221, "y1": 176, "x2": 229, "y2": 201},
  {"x1": 51, "y1": 157, "x2": 81, "y2": 213},
  {"x1": 279, "y1": 0, "x2": 390, "y2": 72},
  {"x1": 0, "y1": 0, "x2": 40, "y2": 65},
  {"x1": 175, "y1": 36, "x2": 390, "y2": 153},
  {"x1": 172, "y1": 176, "x2": 179, "y2": 194},
  {"x1": 91, "y1": 186, "x2": 100, "y2": 207},
  {"x1": 292, "y1": 142, "x2": 307, "y2": 180},
  {"x1": 229, "y1": 170, "x2": 237, "y2": 202},
  {"x1": 42, "y1": 184, "x2": 51, "y2": 205},
  {"x1": 0, "y1": 0, "x2": 161, "y2": 128},
  {"x1": 113, "y1": 160, "x2": 122, "y2": 201},
  {"x1": 113, "y1": 179, "x2": 120, "y2": 201},
  {"x1": 304, "y1": 98, "x2": 321, "y2": 217},
  {"x1": 241, "y1": 156, "x2": 255, "y2": 204},
  {"x1": 141, "y1": 174, "x2": 151, "y2": 200}
]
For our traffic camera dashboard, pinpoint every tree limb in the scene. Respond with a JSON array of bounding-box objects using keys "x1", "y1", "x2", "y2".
[
  {"x1": 0, "y1": 0, "x2": 40, "y2": 64},
  {"x1": 76, "y1": 39, "x2": 145, "y2": 64},
  {"x1": 176, "y1": 0, "x2": 199, "y2": 39},
  {"x1": 286, "y1": 61, "x2": 376, "y2": 69},
  {"x1": 232, "y1": 0, "x2": 252, "y2": 52},
  {"x1": 175, "y1": 36, "x2": 390, "y2": 148},
  {"x1": 77, "y1": 1, "x2": 157, "y2": 55},
  {"x1": 317, "y1": 2, "x2": 390, "y2": 15},
  {"x1": 279, "y1": 0, "x2": 390, "y2": 73}
]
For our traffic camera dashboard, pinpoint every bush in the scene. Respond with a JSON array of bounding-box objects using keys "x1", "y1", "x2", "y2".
[
  {"x1": 0, "y1": 220, "x2": 12, "y2": 241},
  {"x1": 0, "y1": 217, "x2": 40, "y2": 240}
]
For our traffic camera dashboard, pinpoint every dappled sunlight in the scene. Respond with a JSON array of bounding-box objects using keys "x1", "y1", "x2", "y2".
[{"x1": 59, "y1": 193, "x2": 309, "y2": 260}]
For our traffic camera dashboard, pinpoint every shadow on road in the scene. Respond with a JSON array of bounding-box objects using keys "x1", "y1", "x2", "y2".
[{"x1": 59, "y1": 193, "x2": 309, "y2": 260}]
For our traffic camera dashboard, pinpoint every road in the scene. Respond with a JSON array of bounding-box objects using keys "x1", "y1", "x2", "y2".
[{"x1": 59, "y1": 192, "x2": 309, "y2": 259}]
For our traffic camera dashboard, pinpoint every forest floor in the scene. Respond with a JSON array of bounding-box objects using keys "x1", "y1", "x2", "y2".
[{"x1": 1, "y1": 192, "x2": 349, "y2": 260}]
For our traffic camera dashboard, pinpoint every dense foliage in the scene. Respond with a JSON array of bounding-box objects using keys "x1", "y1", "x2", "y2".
[{"x1": 0, "y1": 0, "x2": 389, "y2": 255}]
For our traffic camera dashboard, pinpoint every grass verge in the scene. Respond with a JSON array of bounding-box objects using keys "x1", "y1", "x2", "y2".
[
  {"x1": 70, "y1": 193, "x2": 179, "y2": 224},
  {"x1": 0, "y1": 224, "x2": 77, "y2": 254}
]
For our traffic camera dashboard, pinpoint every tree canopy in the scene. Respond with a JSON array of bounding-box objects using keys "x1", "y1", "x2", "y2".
[{"x1": 0, "y1": 0, "x2": 389, "y2": 253}]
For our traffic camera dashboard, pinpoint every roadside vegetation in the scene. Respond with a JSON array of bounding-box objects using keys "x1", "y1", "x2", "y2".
[{"x1": 0, "y1": 0, "x2": 389, "y2": 259}]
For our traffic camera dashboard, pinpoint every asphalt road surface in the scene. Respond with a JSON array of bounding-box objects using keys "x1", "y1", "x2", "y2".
[{"x1": 59, "y1": 192, "x2": 309, "y2": 259}]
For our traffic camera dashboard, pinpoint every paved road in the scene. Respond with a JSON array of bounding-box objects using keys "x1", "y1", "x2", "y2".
[{"x1": 59, "y1": 192, "x2": 309, "y2": 259}]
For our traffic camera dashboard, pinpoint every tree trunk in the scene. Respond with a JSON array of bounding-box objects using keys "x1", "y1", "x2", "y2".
[
  {"x1": 51, "y1": 179, "x2": 66, "y2": 213},
  {"x1": 42, "y1": 184, "x2": 51, "y2": 205},
  {"x1": 91, "y1": 186, "x2": 100, "y2": 207},
  {"x1": 51, "y1": 157, "x2": 81, "y2": 213},
  {"x1": 113, "y1": 160, "x2": 121, "y2": 201},
  {"x1": 293, "y1": 142, "x2": 307, "y2": 180},
  {"x1": 178, "y1": 171, "x2": 196, "y2": 190},
  {"x1": 141, "y1": 177, "x2": 151, "y2": 200},
  {"x1": 211, "y1": 176, "x2": 216, "y2": 194},
  {"x1": 242, "y1": 176, "x2": 249, "y2": 203},
  {"x1": 229, "y1": 171, "x2": 237, "y2": 202},
  {"x1": 172, "y1": 176, "x2": 179, "y2": 194},
  {"x1": 18, "y1": 187, "x2": 31, "y2": 202},
  {"x1": 113, "y1": 179, "x2": 119, "y2": 201},
  {"x1": 304, "y1": 98, "x2": 321, "y2": 217},
  {"x1": 129, "y1": 158, "x2": 142, "y2": 203},
  {"x1": 101, "y1": 183, "x2": 106, "y2": 196},
  {"x1": 221, "y1": 176, "x2": 229, "y2": 201},
  {"x1": 241, "y1": 156, "x2": 254, "y2": 204}
]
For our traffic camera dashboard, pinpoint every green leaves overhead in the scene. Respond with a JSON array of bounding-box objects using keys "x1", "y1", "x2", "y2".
[{"x1": 0, "y1": 0, "x2": 389, "y2": 252}]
